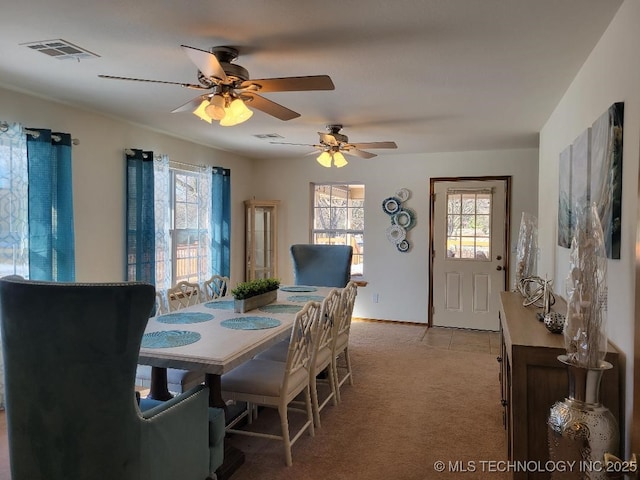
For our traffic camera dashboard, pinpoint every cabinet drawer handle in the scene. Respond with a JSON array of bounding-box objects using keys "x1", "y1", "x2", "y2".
[
  {"x1": 496, "y1": 356, "x2": 502, "y2": 363},
  {"x1": 501, "y1": 399, "x2": 508, "y2": 407}
]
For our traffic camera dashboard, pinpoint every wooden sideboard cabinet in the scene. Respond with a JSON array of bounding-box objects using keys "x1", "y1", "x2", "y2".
[{"x1": 498, "y1": 291, "x2": 621, "y2": 480}]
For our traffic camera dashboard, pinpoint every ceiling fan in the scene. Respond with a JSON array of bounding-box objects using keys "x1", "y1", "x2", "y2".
[
  {"x1": 271, "y1": 124, "x2": 398, "y2": 167},
  {"x1": 99, "y1": 45, "x2": 335, "y2": 126}
]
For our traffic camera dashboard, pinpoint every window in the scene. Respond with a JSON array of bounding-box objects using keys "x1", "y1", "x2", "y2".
[
  {"x1": 311, "y1": 183, "x2": 364, "y2": 275},
  {"x1": 446, "y1": 189, "x2": 492, "y2": 260},
  {"x1": 169, "y1": 168, "x2": 210, "y2": 284}
]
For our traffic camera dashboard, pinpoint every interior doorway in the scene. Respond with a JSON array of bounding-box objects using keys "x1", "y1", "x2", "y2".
[{"x1": 428, "y1": 176, "x2": 511, "y2": 331}]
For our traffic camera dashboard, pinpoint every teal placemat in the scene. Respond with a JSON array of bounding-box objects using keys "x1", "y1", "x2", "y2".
[
  {"x1": 259, "y1": 304, "x2": 303, "y2": 314},
  {"x1": 280, "y1": 285, "x2": 318, "y2": 292},
  {"x1": 141, "y1": 330, "x2": 201, "y2": 349},
  {"x1": 204, "y1": 300, "x2": 235, "y2": 310},
  {"x1": 221, "y1": 316, "x2": 281, "y2": 330},
  {"x1": 157, "y1": 312, "x2": 214, "y2": 324},
  {"x1": 287, "y1": 295, "x2": 325, "y2": 303}
]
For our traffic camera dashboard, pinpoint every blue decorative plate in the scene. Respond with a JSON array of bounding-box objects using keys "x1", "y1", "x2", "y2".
[
  {"x1": 382, "y1": 196, "x2": 402, "y2": 215},
  {"x1": 141, "y1": 330, "x2": 201, "y2": 349},
  {"x1": 204, "y1": 300, "x2": 235, "y2": 310},
  {"x1": 259, "y1": 304, "x2": 303, "y2": 314},
  {"x1": 279, "y1": 285, "x2": 318, "y2": 292},
  {"x1": 157, "y1": 312, "x2": 214, "y2": 324},
  {"x1": 287, "y1": 295, "x2": 326, "y2": 303},
  {"x1": 220, "y1": 316, "x2": 281, "y2": 330}
]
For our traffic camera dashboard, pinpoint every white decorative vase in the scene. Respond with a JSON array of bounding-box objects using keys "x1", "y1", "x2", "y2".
[{"x1": 233, "y1": 289, "x2": 277, "y2": 313}]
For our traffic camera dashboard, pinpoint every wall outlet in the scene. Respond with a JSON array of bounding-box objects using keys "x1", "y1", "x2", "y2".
[{"x1": 372, "y1": 293, "x2": 379, "y2": 303}]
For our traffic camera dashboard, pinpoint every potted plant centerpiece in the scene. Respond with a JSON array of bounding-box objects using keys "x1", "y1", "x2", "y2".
[{"x1": 231, "y1": 278, "x2": 281, "y2": 313}]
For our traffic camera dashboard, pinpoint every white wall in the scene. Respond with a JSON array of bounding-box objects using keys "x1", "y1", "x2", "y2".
[
  {"x1": 250, "y1": 148, "x2": 539, "y2": 322},
  {"x1": 538, "y1": 0, "x2": 640, "y2": 453},
  {"x1": 0, "y1": 86, "x2": 255, "y2": 284}
]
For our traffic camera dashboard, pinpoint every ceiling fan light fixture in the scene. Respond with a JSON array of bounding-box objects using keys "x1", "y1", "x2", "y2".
[
  {"x1": 316, "y1": 151, "x2": 332, "y2": 168},
  {"x1": 193, "y1": 99, "x2": 213, "y2": 123},
  {"x1": 332, "y1": 151, "x2": 348, "y2": 168},
  {"x1": 219, "y1": 98, "x2": 253, "y2": 126},
  {"x1": 205, "y1": 95, "x2": 226, "y2": 120}
]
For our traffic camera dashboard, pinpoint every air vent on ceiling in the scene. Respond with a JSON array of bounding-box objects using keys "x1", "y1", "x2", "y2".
[
  {"x1": 253, "y1": 133, "x2": 284, "y2": 140},
  {"x1": 21, "y1": 39, "x2": 100, "y2": 61}
]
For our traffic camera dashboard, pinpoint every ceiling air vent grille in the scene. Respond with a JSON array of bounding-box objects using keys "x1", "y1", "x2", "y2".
[{"x1": 21, "y1": 39, "x2": 100, "y2": 60}]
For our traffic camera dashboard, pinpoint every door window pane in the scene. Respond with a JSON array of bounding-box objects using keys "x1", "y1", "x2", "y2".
[{"x1": 446, "y1": 190, "x2": 492, "y2": 261}]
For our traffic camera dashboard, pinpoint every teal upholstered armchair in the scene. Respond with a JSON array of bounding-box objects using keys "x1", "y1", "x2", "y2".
[
  {"x1": 290, "y1": 244, "x2": 353, "y2": 288},
  {"x1": 0, "y1": 276, "x2": 220, "y2": 480}
]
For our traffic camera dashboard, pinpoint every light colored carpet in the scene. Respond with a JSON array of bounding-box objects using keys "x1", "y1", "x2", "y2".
[{"x1": 225, "y1": 321, "x2": 509, "y2": 480}]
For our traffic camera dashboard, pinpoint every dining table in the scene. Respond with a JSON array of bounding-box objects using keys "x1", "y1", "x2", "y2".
[{"x1": 138, "y1": 285, "x2": 334, "y2": 409}]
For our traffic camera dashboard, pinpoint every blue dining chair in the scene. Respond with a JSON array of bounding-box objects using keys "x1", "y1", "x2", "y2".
[
  {"x1": 0, "y1": 276, "x2": 219, "y2": 480},
  {"x1": 290, "y1": 244, "x2": 353, "y2": 288}
]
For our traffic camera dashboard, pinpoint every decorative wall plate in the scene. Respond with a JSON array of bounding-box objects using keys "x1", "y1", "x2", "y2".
[
  {"x1": 392, "y1": 208, "x2": 416, "y2": 231},
  {"x1": 396, "y1": 188, "x2": 410, "y2": 202},
  {"x1": 386, "y1": 224, "x2": 406, "y2": 244},
  {"x1": 397, "y1": 239, "x2": 410, "y2": 252},
  {"x1": 382, "y1": 196, "x2": 402, "y2": 215}
]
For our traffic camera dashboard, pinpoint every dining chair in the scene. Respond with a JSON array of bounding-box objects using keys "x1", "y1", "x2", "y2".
[
  {"x1": 167, "y1": 280, "x2": 202, "y2": 311},
  {"x1": 256, "y1": 289, "x2": 341, "y2": 428},
  {"x1": 202, "y1": 274, "x2": 230, "y2": 301},
  {"x1": 0, "y1": 276, "x2": 217, "y2": 480},
  {"x1": 333, "y1": 280, "x2": 358, "y2": 402},
  {"x1": 221, "y1": 301, "x2": 320, "y2": 466},
  {"x1": 290, "y1": 244, "x2": 353, "y2": 288}
]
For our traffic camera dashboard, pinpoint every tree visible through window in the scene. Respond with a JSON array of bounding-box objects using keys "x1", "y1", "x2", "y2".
[{"x1": 312, "y1": 183, "x2": 364, "y2": 275}]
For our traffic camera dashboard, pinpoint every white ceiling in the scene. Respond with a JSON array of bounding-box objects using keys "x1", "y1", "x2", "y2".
[{"x1": 0, "y1": 0, "x2": 623, "y2": 160}]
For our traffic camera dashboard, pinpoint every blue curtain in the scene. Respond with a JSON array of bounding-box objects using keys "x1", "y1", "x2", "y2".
[
  {"x1": 211, "y1": 167, "x2": 231, "y2": 277},
  {"x1": 26, "y1": 129, "x2": 75, "y2": 281},
  {"x1": 126, "y1": 149, "x2": 156, "y2": 284}
]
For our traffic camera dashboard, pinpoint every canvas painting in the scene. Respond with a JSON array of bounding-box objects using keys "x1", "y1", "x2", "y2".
[
  {"x1": 569, "y1": 128, "x2": 590, "y2": 235},
  {"x1": 590, "y1": 102, "x2": 624, "y2": 259},
  {"x1": 557, "y1": 145, "x2": 572, "y2": 248}
]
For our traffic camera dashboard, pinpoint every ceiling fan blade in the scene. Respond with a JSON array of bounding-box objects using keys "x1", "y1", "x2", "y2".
[
  {"x1": 240, "y1": 75, "x2": 335, "y2": 93},
  {"x1": 269, "y1": 141, "x2": 319, "y2": 147},
  {"x1": 180, "y1": 45, "x2": 227, "y2": 82},
  {"x1": 98, "y1": 74, "x2": 207, "y2": 90},
  {"x1": 349, "y1": 141, "x2": 398, "y2": 149},
  {"x1": 171, "y1": 95, "x2": 209, "y2": 113},
  {"x1": 344, "y1": 148, "x2": 377, "y2": 159},
  {"x1": 243, "y1": 93, "x2": 300, "y2": 121}
]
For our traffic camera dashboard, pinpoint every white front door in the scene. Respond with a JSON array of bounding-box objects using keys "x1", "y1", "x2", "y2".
[{"x1": 430, "y1": 178, "x2": 509, "y2": 331}]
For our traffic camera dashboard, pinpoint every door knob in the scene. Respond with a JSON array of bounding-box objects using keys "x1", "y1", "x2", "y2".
[{"x1": 496, "y1": 266, "x2": 503, "y2": 271}]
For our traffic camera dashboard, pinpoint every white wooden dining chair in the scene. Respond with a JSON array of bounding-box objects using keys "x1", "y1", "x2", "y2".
[
  {"x1": 167, "y1": 281, "x2": 202, "y2": 311},
  {"x1": 255, "y1": 289, "x2": 341, "y2": 427},
  {"x1": 333, "y1": 281, "x2": 358, "y2": 402},
  {"x1": 202, "y1": 275, "x2": 230, "y2": 301},
  {"x1": 221, "y1": 301, "x2": 320, "y2": 466}
]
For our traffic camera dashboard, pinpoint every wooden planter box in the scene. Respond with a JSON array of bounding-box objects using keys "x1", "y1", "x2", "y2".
[{"x1": 234, "y1": 289, "x2": 278, "y2": 313}]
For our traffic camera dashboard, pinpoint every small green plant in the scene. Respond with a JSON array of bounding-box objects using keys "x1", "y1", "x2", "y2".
[{"x1": 231, "y1": 278, "x2": 281, "y2": 300}]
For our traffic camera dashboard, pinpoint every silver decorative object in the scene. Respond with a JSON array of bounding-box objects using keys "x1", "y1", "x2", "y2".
[
  {"x1": 544, "y1": 312, "x2": 565, "y2": 334},
  {"x1": 548, "y1": 355, "x2": 619, "y2": 479}
]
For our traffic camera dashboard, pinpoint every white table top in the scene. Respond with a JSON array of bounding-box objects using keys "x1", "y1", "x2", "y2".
[{"x1": 138, "y1": 286, "x2": 333, "y2": 375}]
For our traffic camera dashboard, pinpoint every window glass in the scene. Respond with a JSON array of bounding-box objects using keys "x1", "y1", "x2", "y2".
[
  {"x1": 312, "y1": 183, "x2": 365, "y2": 275},
  {"x1": 446, "y1": 191, "x2": 491, "y2": 260}
]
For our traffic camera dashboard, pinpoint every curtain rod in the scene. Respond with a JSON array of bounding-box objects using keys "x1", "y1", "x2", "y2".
[
  {"x1": 0, "y1": 122, "x2": 80, "y2": 145},
  {"x1": 124, "y1": 149, "x2": 210, "y2": 170}
]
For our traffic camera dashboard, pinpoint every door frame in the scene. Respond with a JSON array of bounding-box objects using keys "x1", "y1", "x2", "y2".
[{"x1": 427, "y1": 176, "x2": 512, "y2": 327}]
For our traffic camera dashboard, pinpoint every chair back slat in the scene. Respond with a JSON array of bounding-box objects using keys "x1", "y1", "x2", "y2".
[
  {"x1": 167, "y1": 281, "x2": 202, "y2": 311},
  {"x1": 203, "y1": 275, "x2": 230, "y2": 301},
  {"x1": 284, "y1": 301, "x2": 320, "y2": 381}
]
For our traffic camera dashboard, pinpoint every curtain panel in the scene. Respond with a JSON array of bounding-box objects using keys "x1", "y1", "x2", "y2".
[
  {"x1": 211, "y1": 167, "x2": 231, "y2": 278},
  {"x1": 0, "y1": 122, "x2": 29, "y2": 410},
  {"x1": 126, "y1": 149, "x2": 156, "y2": 284},
  {"x1": 26, "y1": 128, "x2": 75, "y2": 281}
]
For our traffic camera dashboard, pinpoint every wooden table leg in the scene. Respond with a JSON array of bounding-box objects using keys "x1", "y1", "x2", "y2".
[{"x1": 148, "y1": 367, "x2": 173, "y2": 401}]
